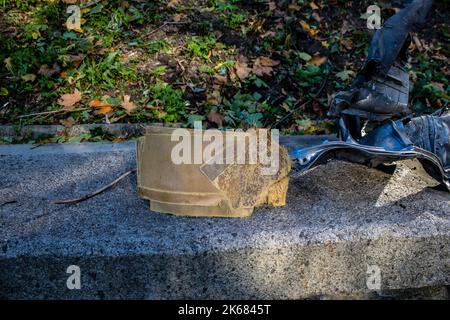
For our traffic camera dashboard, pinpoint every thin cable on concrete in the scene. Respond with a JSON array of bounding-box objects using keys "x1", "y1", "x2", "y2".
[{"x1": 54, "y1": 169, "x2": 136, "y2": 205}]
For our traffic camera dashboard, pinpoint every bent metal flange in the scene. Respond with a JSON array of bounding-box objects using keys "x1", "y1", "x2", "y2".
[{"x1": 290, "y1": 116, "x2": 450, "y2": 192}]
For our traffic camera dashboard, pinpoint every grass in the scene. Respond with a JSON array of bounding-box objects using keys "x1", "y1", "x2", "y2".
[
  {"x1": 187, "y1": 35, "x2": 217, "y2": 60},
  {"x1": 148, "y1": 81, "x2": 187, "y2": 123}
]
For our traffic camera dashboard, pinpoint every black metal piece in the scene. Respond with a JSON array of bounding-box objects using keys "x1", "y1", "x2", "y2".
[
  {"x1": 290, "y1": 0, "x2": 449, "y2": 191},
  {"x1": 290, "y1": 110, "x2": 450, "y2": 191},
  {"x1": 363, "y1": 0, "x2": 433, "y2": 78},
  {"x1": 328, "y1": 0, "x2": 433, "y2": 122}
]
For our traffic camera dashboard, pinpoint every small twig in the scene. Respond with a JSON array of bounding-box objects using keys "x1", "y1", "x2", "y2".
[
  {"x1": 18, "y1": 108, "x2": 89, "y2": 119},
  {"x1": 54, "y1": 169, "x2": 136, "y2": 205},
  {"x1": 271, "y1": 100, "x2": 309, "y2": 129},
  {"x1": 30, "y1": 144, "x2": 43, "y2": 150},
  {"x1": 271, "y1": 74, "x2": 329, "y2": 129},
  {"x1": 148, "y1": 21, "x2": 188, "y2": 37},
  {"x1": 313, "y1": 74, "x2": 329, "y2": 99},
  {"x1": 81, "y1": 0, "x2": 101, "y2": 9}
]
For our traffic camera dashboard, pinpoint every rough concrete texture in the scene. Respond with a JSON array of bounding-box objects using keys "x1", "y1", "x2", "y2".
[{"x1": 0, "y1": 138, "x2": 449, "y2": 299}]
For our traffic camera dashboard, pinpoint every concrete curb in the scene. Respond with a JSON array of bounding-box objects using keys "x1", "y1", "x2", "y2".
[
  {"x1": 0, "y1": 123, "x2": 147, "y2": 140},
  {"x1": 1, "y1": 138, "x2": 449, "y2": 299}
]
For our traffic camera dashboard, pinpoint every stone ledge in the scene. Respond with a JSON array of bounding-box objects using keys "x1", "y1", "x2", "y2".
[{"x1": 0, "y1": 139, "x2": 449, "y2": 299}]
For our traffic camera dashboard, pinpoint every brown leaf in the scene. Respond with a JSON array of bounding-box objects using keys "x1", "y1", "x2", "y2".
[
  {"x1": 312, "y1": 12, "x2": 322, "y2": 23},
  {"x1": 309, "y1": 1, "x2": 319, "y2": 10},
  {"x1": 60, "y1": 117, "x2": 75, "y2": 128},
  {"x1": 60, "y1": 70, "x2": 69, "y2": 79},
  {"x1": 58, "y1": 89, "x2": 82, "y2": 109},
  {"x1": 340, "y1": 21, "x2": 351, "y2": 35},
  {"x1": 431, "y1": 82, "x2": 445, "y2": 91},
  {"x1": 412, "y1": 35, "x2": 423, "y2": 52},
  {"x1": 89, "y1": 99, "x2": 111, "y2": 108},
  {"x1": 38, "y1": 63, "x2": 61, "y2": 77},
  {"x1": 340, "y1": 38, "x2": 353, "y2": 51},
  {"x1": 207, "y1": 86, "x2": 221, "y2": 106},
  {"x1": 4, "y1": 57, "x2": 12, "y2": 69},
  {"x1": 173, "y1": 13, "x2": 185, "y2": 22},
  {"x1": 268, "y1": 1, "x2": 277, "y2": 11},
  {"x1": 288, "y1": 3, "x2": 301, "y2": 11},
  {"x1": 259, "y1": 56, "x2": 280, "y2": 67},
  {"x1": 121, "y1": 95, "x2": 136, "y2": 114},
  {"x1": 207, "y1": 111, "x2": 224, "y2": 128},
  {"x1": 235, "y1": 60, "x2": 251, "y2": 81},
  {"x1": 300, "y1": 20, "x2": 318, "y2": 39},
  {"x1": 97, "y1": 106, "x2": 112, "y2": 115},
  {"x1": 214, "y1": 75, "x2": 228, "y2": 85},
  {"x1": 261, "y1": 31, "x2": 276, "y2": 38},
  {"x1": 166, "y1": 0, "x2": 180, "y2": 9},
  {"x1": 308, "y1": 55, "x2": 328, "y2": 66},
  {"x1": 89, "y1": 99, "x2": 113, "y2": 115},
  {"x1": 71, "y1": 54, "x2": 85, "y2": 68},
  {"x1": 252, "y1": 57, "x2": 280, "y2": 77},
  {"x1": 63, "y1": 54, "x2": 85, "y2": 68},
  {"x1": 312, "y1": 100, "x2": 323, "y2": 117}
]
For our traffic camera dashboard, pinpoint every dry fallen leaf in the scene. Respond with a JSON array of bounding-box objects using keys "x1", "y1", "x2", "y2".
[
  {"x1": 259, "y1": 57, "x2": 280, "y2": 67},
  {"x1": 431, "y1": 82, "x2": 445, "y2": 92},
  {"x1": 268, "y1": 1, "x2": 277, "y2": 11},
  {"x1": 412, "y1": 35, "x2": 423, "y2": 52},
  {"x1": 60, "y1": 70, "x2": 69, "y2": 79},
  {"x1": 4, "y1": 57, "x2": 12, "y2": 69},
  {"x1": 70, "y1": 54, "x2": 85, "y2": 68},
  {"x1": 207, "y1": 86, "x2": 221, "y2": 106},
  {"x1": 60, "y1": 117, "x2": 75, "y2": 128},
  {"x1": 89, "y1": 99, "x2": 113, "y2": 115},
  {"x1": 214, "y1": 75, "x2": 228, "y2": 85},
  {"x1": 89, "y1": 99, "x2": 111, "y2": 108},
  {"x1": 308, "y1": 55, "x2": 328, "y2": 66},
  {"x1": 261, "y1": 31, "x2": 276, "y2": 38},
  {"x1": 235, "y1": 60, "x2": 251, "y2": 81},
  {"x1": 312, "y1": 12, "x2": 323, "y2": 23},
  {"x1": 121, "y1": 95, "x2": 136, "y2": 114},
  {"x1": 310, "y1": 1, "x2": 320, "y2": 10},
  {"x1": 63, "y1": 54, "x2": 85, "y2": 68},
  {"x1": 38, "y1": 63, "x2": 61, "y2": 77},
  {"x1": 252, "y1": 56, "x2": 280, "y2": 77},
  {"x1": 288, "y1": 3, "x2": 301, "y2": 11},
  {"x1": 166, "y1": 0, "x2": 180, "y2": 9},
  {"x1": 340, "y1": 21, "x2": 351, "y2": 35},
  {"x1": 21, "y1": 74, "x2": 36, "y2": 82},
  {"x1": 207, "y1": 111, "x2": 225, "y2": 128},
  {"x1": 97, "y1": 106, "x2": 112, "y2": 115},
  {"x1": 300, "y1": 20, "x2": 318, "y2": 39},
  {"x1": 340, "y1": 37, "x2": 354, "y2": 51},
  {"x1": 172, "y1": 13, "x2": 186, "y2": 22},
  {"x1": 58, "y1": 89, "x2": 82, "y2": 109}
]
